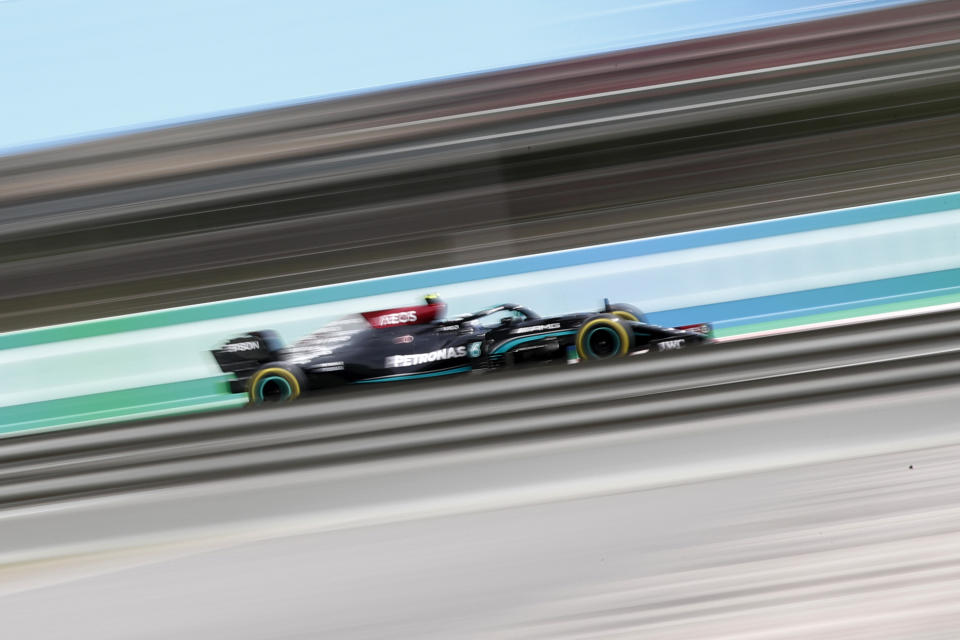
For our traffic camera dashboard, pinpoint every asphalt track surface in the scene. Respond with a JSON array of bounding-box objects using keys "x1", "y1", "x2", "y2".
[
  {"x1": 0, "y1": 308, "x2": 959, "y2": 637},
  {"x1": 2, "y1": 381, "x2": 959, "y2": 639}
]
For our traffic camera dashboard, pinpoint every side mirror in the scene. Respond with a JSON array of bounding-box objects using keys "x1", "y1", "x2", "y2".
[{"x1": 500, "y1": 317, "x2": 514, "y2": 326}]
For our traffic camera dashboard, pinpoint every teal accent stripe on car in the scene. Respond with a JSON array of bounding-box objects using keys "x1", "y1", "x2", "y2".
[
  {"x1": 491, "y1": 330, "x2": 578, "y2": 355},
  {"x1": 355, "y1": 366, "x2": 473, "y2": 383},
  {"x1": 3, "y1": 191, "x2": 958, "y2": 351}
]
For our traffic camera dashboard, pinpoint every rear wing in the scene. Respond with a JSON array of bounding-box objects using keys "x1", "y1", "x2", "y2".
[{"x1": 211, "y1": 330, "x2": 285, "y2": 380}]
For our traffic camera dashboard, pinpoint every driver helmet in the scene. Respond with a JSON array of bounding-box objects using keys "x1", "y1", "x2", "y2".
[{"x1": 423, "y1": 293, "x2": 447, "y2": 320}]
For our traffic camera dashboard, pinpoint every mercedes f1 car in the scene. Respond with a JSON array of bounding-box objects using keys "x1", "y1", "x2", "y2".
[{"x1": 212, "y1": 294, "x2": 713, "y2": 404}]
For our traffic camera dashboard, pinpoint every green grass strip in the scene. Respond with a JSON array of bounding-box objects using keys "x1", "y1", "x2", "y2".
[{"x1": 0, "y1": 377, "x2": 245, "y2": 437}]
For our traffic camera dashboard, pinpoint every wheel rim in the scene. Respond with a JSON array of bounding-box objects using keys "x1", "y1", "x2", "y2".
[
  {"x1": 257, "y1": 375, "x2": 293, "y2": 402},
  {"x1": 585, "y1": 326, "x2": 621, "y2": 359}
]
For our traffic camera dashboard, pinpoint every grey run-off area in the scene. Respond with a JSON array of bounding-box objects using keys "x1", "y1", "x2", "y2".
[{"x1": 1, "y1": 378, "x2": 958, "y2": 638}]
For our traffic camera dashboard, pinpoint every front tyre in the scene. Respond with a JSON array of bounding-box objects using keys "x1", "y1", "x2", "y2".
[
  {"x1": 575, "y1": 315, "x2": 634, "y2": 361},
  {"x1": 247, "y1": 363, "x2": 307, "y2": 404}
]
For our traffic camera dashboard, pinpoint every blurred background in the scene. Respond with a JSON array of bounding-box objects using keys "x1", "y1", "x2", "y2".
[{"x1": 2, "y1": 0, "x2": 960, "y2": 637}]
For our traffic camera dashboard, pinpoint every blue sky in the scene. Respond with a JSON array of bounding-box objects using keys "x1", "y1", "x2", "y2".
[{"x1": 0, "y1": 0, "x2": 918, "y2": 154}]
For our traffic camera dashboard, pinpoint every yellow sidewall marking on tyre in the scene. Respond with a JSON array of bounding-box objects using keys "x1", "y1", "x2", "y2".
[
  {"x1": 611, "y1": 310, "x2": 639, "y2": 322},
  {"x1": 576, "y1": 318, "x2": 631, "y2": 360},
  {"x1": 248, "y1": 367, "x2": 301, "y2": 403}
]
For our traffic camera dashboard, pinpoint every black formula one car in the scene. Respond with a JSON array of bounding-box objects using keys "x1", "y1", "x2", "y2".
[{"x1": 212, "y1": 294, "x2": 712, "y2": 404}]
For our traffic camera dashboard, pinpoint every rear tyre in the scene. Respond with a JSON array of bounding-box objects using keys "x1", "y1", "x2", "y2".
[
  {"x1": 247, "y1": 362, "x2": 307, "y2": 405},
  {"x1": 575, "y1": 315, "x2": 634, "y2": 361},
  {"x1": 606, "y1": 303, "x2": 646, "y2": 323}
]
